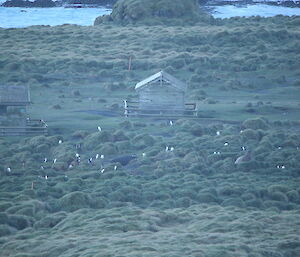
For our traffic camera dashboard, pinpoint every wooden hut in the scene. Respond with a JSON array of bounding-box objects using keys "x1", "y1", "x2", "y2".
[
  {"x1": 0, "y1": 85, "x2": 30, "y2": 114},
  {"x1": 124, "y1": 71, "x2": 196, "y2": 117},
  {"x1": 0, "y1": 85, "x2": 47, "y2": 136},
  {"x1": 135, "y1": 70, "x2": 186, "y2": 111}
]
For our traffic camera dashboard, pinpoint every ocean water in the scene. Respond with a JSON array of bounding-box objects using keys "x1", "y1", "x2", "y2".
[
  {"x1": 210, "y1": 4, "x2": 300, "y2": 18},
  {"x1": 0, "y1": 4, "x2": 299, "y2": 28},
  {"x1": 0, "y1": 6, "x2": 111, "y2": 28}
]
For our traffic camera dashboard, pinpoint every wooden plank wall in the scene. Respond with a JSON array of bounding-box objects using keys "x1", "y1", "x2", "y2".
[
  {"x1": 0, "y1": 85, "x2": 29, "y2": 105},
  {"x1": 139, "y1": 82, "x2": 185, "y2": 110},
  {"x1": 0, "y1": 127, "x2": 48, "y2": 136}
]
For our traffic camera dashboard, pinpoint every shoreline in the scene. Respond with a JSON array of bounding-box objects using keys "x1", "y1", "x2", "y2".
[
  {"x1": 204, "y1": 0, "x2": 300, "y2": 8},
  {"x1": 0, "y1": 1, "x2": 300, "y2": 28},
  {"x1": 1, "y1": 0, "x2": 300, "y2": 8}
]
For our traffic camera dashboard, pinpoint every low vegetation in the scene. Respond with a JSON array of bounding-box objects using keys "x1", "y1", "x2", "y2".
[{"x1": 0, "y1": 1, "x2": 300, "y2": 255}]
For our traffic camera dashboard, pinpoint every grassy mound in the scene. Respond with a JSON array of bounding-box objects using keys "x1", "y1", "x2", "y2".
[
  {"x1": 94, "y1": 0, "x2": 211, "y2": 25},
  {"x1": 242, "y1": 117, "x2": 269, "y2": 130},
  {"x1": 59, "y1": 191, "x2": 90, "y2": 212}
]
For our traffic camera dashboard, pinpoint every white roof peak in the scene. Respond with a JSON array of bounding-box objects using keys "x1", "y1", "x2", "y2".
[{"x1": 135, "y1": 70, "x2": 187, "y2": 92}]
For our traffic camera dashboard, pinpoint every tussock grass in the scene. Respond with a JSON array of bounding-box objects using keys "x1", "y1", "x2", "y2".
[{"x1": 0, "y1": 8, "x2": 300, "y2": 256}]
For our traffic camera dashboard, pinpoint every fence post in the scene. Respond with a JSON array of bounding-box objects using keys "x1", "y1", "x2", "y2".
[
  {"x1": 124, "y1": 100, "x2": 128, "y2": 117},
  {"x1": 128, "y1": 56, "x2": 132, "y2": 71}
]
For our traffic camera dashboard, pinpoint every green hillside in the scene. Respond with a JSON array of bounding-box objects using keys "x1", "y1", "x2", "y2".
[{"x1": 0, "y1": 3, "x2": 300, "y2": 256}]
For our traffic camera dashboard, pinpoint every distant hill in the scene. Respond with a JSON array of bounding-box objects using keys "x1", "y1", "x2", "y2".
[
  {"x1": 203, "y1": 0, "x2": 300, "y2": 7},
  {"x1": 2, "y1": 0, "x2": 56, "y2": 7},
  {"x1": 94, "y1": 0, "x2": 212, "y2": 25},
  {"x1": 63, "y1": 0, "x2": 116, "y2": 7},
  {"x1": 1, "y1": 0, "x2": 116, "y2": 7},
  {"x1": 2, "y1": 0, "x2": 299, "y2": 8}
]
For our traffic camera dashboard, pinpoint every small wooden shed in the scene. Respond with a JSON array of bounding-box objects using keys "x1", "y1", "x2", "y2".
[
  {"x1": 124, "y1": 71, "x2": 196, "y2": 117},
  {"x1": 135, "y1": 70, "x2": 187, "y2": 112},
  {"x1": 0, "y1": 85, "x2": 30, "y2": 114},
  {"x1": 0, "y1": 85, "x2": 48, "y2": 136}
]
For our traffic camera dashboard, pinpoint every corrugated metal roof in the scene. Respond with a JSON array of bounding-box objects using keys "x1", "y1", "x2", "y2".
[
  {"x1": 135, "y1": 71, "x2": 187, "y2": 92},
  {"x1": 0, "y1": 85, "x2": 30, "y2": 105}
]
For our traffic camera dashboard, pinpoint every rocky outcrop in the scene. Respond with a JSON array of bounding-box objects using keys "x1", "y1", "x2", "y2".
[
  {"x1": 2, "y1": 0, "x2": 56, "y2": 7},
  {"x1": 204, "y1": 0, "x2": 300, "y2": 8},
  {"x1": 2, "y1": 0, "x2": 115, "y2": 7},
  {"x1": 94, "y1": 0, "x2": 212, "y2": 25},
  {"x1": 65, "y1": 0, "x2": 116, "y2": 6}
]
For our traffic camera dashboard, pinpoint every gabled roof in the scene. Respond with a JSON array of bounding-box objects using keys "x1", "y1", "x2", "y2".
[
  {"x1": 0, "y1": 85, "x2": 30, "y2": 106},
  {"x1": 135, "y1": 71, "x2": 187, "y2": 92}
]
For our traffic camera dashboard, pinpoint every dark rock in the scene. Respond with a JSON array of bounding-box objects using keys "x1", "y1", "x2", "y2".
[
  {"x1": 66, "y1": 0, "x2": 116, "y2": 6},
  {"x1": 2, "y1": 0, "x2": 56, "y2": 7},
  {"x1": 52, "y1": 104, "x2": 62, "y2": 110},
  {"x1": 110, "y1": 154, "x2": 137, "y2": 166}
]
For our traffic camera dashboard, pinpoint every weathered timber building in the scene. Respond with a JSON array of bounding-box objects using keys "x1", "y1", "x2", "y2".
[
  {"x1": 136, "y1": 70, "x2": 187, "y2": 111},
  {"x1": 0, "y1": 85, "x2": 30, "y2": 126},
  {"x1": 124, "y1": 71, "x2": 196, "y2": 117},
  {"x1": 0, "y1": 85, "x2": 47, "y2": 136}
]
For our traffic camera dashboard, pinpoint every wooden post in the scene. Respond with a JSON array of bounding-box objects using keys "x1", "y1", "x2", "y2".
[
  {"x1": 128, "y1": 56, "x2": 132, "y2": 71},
  {"x1": 124, "y1": 100, "x2": 128, "y2": 117},
  {"x1": 31, "y1": 182, "x2": 34, "y2": 190}
]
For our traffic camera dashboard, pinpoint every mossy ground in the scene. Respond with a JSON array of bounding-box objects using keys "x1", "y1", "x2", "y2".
[{"x1": 0, "y1": 13, "x2": 300, "y2": 257}]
